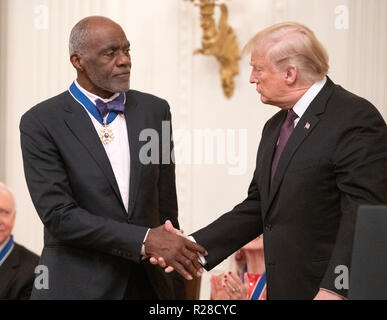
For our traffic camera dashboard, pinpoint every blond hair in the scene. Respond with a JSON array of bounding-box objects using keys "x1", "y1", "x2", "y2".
[{"x1": 244, "y1": 22, "x2": 329, "y2": 84}]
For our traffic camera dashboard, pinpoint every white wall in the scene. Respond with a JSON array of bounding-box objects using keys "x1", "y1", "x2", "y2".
[{"x1": 0, "y1": 0, "x2": 386, "y2": 299}]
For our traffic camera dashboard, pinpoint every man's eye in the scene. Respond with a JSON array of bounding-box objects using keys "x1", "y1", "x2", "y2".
[{"x1": 105, "y1": 51, "x2": 115, "y2": 57}]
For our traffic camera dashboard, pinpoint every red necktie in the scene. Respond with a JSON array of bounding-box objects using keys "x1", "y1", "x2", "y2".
[{"x1": 271, "y1": 109, "x2": 298, "y2": 182}]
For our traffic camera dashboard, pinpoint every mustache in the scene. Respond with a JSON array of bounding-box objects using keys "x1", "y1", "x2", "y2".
[{"x1": 114, "y1": 69, "x2": 131, "y2": 77}]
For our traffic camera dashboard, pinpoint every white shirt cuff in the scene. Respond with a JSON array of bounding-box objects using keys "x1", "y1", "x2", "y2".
[
  {"x1": 189, "y1": 235, "x2": 207, "y2": 266},
  {"x1": 141, "y1": 228, "x2": 151, "y2": 256}
]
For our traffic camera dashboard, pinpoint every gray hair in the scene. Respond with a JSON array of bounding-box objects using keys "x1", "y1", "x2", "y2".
[{"x1": 69, "y1": 18, "x2": 90, "y2": 56}]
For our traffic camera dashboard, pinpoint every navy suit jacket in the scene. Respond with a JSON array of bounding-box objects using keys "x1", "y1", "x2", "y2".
[
  {"x1": 20, "y1": 89, "x2": 183, "y2": 299},
  {"x1": 192, "y1": 78, "x2": 387, "y2": 299}
]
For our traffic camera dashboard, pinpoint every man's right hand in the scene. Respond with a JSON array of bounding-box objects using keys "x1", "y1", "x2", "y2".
[{"x1": 144, "y1": 223, "x2": 207, "y2": 280}]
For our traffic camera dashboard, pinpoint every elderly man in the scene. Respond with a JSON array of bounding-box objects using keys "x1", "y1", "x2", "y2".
[
  {"x1": 0, "y1": 183, "x2": 39, "y2": 300},
  {"x1": 20, "y1": 16, "x2": 205, "y2": 300},
  {"x1": 154, "y1": 22, "x2": 387, "y2": 300}
]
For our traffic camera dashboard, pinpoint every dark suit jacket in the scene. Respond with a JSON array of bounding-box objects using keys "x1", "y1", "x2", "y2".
[
  {"x1": 20, "y1": 89, "x2": 184, "y2": 299},
  {"x1": 192, "y1": 77, "x2": 387, "y2": 299},
  {"x1": 0, "y1": 243, "x2": 40, "y2": 300}
]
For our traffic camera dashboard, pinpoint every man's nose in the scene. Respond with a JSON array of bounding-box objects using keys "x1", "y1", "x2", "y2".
[
  {"x1": 249, "y1": 70, "x2": 258, "y2": 84},
  {"x1": 116, "y1": 51, "x2": 131, "y2": 67},
  {"x1": 250, "y1": 72, "x2": 257, "y2": 84}
]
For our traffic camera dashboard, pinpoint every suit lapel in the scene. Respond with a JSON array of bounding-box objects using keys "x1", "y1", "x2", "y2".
[
  {"x1": 124, "y1": 92, "x2": 143, "y2": 219},
  {"x1": 63, "y1": 92, "x2": 124, "y2": 207},
  {"x1": 260, "y1": 111, "x2": 286, "y2": 216},
  {"x1": 264, "y1": 77, "x2": 336, "y2": 218}
]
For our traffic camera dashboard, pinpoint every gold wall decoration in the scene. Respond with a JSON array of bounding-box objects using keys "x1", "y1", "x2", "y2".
[{"x1": 187, "y1": 0, "x2": 241, "y2": 99}]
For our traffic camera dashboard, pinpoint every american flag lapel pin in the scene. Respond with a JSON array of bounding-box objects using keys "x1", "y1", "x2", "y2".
[{"x1": 304, "y1": 122, "x2": 311, "y2": 130}]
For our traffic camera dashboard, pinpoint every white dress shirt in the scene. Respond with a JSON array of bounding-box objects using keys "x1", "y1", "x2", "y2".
[
  {"x1": 74, "y1": 80, "x2": 130, "y2": 213},
  {"x1": 292, "y1": 76, "x2": 327, "y2": 126},
  {"x1": 73, "y1": 82, "x2": 149, "y2": 254}
]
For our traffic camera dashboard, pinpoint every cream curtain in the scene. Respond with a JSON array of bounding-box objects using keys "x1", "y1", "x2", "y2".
[{"x1": 0, "y1": 0, "x2": 7, "y2": 181}]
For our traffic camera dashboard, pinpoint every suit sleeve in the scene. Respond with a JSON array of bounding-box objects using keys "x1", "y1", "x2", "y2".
[
  {"x1": 20, "y1": 111, "x2": 148, "y2": 263},
  {"x1": 320, "y1": 102, "x2": 387, "y2": 296},
  {"x1": 191, "y1": 168, "x2": 264, "y2": 270}
]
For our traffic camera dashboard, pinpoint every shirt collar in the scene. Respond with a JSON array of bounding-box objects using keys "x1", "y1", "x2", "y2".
[
  {"x1": 292, "y1": 76, "x2": 327, "y2": 119},
  {"x1": 74, "y1": 80, "x2": 120, "y2": 104}
]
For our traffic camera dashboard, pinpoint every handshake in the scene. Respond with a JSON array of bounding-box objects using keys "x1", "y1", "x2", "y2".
[{"x1": 143, "y1": 221, "x2": 207, "y2": 280}]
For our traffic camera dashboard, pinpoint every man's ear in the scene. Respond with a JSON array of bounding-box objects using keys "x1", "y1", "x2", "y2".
[
  {"x1": 70, "y1": 54, "x2": 84, "y2": 72},
  {"x1": 284, "y1": 65, "x2": 297, "y2": 85}
]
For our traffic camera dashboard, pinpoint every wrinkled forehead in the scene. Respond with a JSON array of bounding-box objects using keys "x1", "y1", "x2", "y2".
[{"x1": 86, "y1": 20, "x2": 129, "y2": 49}]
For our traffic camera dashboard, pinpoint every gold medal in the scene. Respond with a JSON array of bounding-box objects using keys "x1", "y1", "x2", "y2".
[{"x1": 98, "y1": 125, "x2": 115, "y2": 145}]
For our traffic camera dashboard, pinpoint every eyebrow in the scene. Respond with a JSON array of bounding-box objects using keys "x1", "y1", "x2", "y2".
[{"x1": 101, "y1": 41, "x2": 130, "y2": 52}]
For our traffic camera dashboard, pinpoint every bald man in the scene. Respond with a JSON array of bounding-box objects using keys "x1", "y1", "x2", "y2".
[
  {"x1": 20, "y1": 16, "x2": 205, "y2": 300},
  {"x1": 0, "y1": 183, "x2": 39, "y2": 300}
]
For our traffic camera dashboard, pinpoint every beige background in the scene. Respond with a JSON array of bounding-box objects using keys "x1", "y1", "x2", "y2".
[{"x1": 0, "y1": 0, "x2": 386, "y2": 299}]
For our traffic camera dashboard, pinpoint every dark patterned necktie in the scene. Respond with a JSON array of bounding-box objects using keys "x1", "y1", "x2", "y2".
[
  {"x1": 95, "y1": 93, "x2": 125, "y2": 119},
  {"x1": 271, "y1": 109, "x2": 298, "y2": 182}
]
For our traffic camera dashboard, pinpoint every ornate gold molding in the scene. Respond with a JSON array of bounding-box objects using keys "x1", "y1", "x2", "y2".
[{"x1": 187, "y1": 0, "x2": 240, "y2": 98}]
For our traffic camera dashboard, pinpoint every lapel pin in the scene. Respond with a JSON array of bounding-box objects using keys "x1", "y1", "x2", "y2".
[{"x1": 304, "y1": 122, "x2": 311, "y2": 130}]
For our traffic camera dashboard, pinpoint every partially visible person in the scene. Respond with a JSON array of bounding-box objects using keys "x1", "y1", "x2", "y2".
[
  {"x1": 210, "y1": 235, "x2": 266, "y2": 300},
  {"x1": 0, "y1": 183, "x2": 40, "y2": 300}
]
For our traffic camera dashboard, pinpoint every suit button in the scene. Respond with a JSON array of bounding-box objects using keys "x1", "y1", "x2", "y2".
[
  {"x1": 268, "y1": 261, "x2": 275, "y2": 266},
  {"x1": 265, "y1": 224, "x2": 272, "y2": 232}
]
